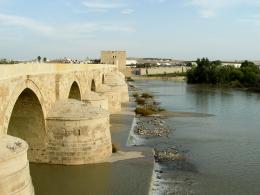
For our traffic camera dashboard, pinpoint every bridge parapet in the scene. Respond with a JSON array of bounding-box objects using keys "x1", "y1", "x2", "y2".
[{"x1": 0, "y1": 63, "x2": 116, "y2": 80}]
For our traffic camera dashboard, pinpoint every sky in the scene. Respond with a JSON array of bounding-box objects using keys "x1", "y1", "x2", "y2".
[{"x1": 0, "y1": 0, "x2": 260, "y2": 60}]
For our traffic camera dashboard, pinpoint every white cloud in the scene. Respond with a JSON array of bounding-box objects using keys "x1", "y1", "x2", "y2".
[
  {"x1": 82, "y1": 1, "x2": 124, "y2": 12},
  {"x1": 0, "y1": 13, "x2": 136, "y2": 42},
  {"x1": 121, "y1": 9, "x2": 135, "y2": 15},
  {"x1": 0, "y1": 12, "x2": 135, "y2": 40},
  {"x1": 199, "y1": 9, "x2": 215, "y2": 18},
  {"x1": 187, "y1": 0, "x2": 230, "y2": 18},
  {"x1": 59, "y1": 22, "x2": 135, "y2": 39},
  {"x1": 187, "y1": 0, "x2": 260, "y2": 18},
  {"x1": 157, "y1": 0, "x2": 167, "y2": 3},
  {"x1": 0, "y1": 13, "x2": 54, "y2": 34}
]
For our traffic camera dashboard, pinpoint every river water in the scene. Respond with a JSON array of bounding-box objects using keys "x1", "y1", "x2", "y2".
[{"x1": 133, "y1": 80, "x2": 260, "y2": 195}]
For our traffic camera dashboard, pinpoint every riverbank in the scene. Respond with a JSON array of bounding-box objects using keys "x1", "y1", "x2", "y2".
[{"x1": 127, "y1": 81, "x2": 196, "y2": 194}]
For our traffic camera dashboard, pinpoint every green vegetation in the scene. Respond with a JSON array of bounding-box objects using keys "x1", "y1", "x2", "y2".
[
  {"x1": 136, "y1": 63, "x2": 155, "y2": 68},
  {"x1": 126, "y1": 77, "x2": 134, "y2": 81},
  {"x1": 135, "y1": 107, "x2": 157, "y2": 116},
  {"x1": 133, "y1": 92, "x2": 165, "y2": 116},
  {"x1": 141, "y1": 92, "x2": 154, "y2": 99},
  {"x1": 112, "y1": 143, "x2": 118, "y2": 153},
  {"x1": 132, "y1": 92, "x2": 139, "y2": 98},
  {"x1": 37, "y1": 56, "x2": 41, "y2": 63},
  {"x1": 135, "y1": 97, "x2": 146, "y2": 105},
  {"x1": 187, "y1": 58, "x2": 260, "y2": 90}
]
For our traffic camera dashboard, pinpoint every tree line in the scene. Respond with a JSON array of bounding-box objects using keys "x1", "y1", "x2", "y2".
[{"x1": 187, "y1": 58, "x2": 260, "y2": 90}]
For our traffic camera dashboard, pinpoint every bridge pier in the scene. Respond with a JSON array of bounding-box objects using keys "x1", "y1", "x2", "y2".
[
  {"x1": 96, "y1": 85, "x2": 122, "y2": 113},
  {"x1": 0, "y1": 135, "x2": 34, "y2": 195},
  {"x1": 46, "y1": 100, "x2": 112, "y2": 165},
  {"x1": 104, "y1": 72, "x2": 129, "y2": 103},
  {"x1": 82, "y1": 91, "x2": 109, "y2": 111}
]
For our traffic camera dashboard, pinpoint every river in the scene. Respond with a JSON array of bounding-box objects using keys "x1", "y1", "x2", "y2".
[
  {"x1": 30, "y1": 79, "x2": 260, "y2": 195},
  {"x1": 133, "y1": 80, "x2": 260, "y2": 195}
]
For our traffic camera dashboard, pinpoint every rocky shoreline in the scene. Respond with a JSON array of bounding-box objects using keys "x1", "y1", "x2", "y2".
[
  {"x1": 154, "y1": 147, "x2": 186, "y2": 162},
  {"x1": 128, "y1": 82, "x2": 185, "y2": 162},
  {"x1": 128, "y1": 81, "x2": 196, "y2": 195},
  {"x1": 135, "y1": 117, "x2": 170, "y2": 137}
]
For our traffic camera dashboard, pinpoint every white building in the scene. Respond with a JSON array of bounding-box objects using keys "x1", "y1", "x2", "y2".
[
  {"x1": 221, "y1": 62, "x2": 242, "y2": 68},
  {"x1": 126, "y1": 59, "x2": 137, "y2": 66}
]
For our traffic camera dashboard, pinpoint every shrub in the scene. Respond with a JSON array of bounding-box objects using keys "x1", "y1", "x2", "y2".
[
  {"x1": 230, "y1": 80, "x2": 243, "y2": 88},
  {"x1": 135, "y1": 107, "x2": 156, "y2": 116},
  {"x1": 112, "y1": 143, "x2": 118, "y2": 153},
  {"x1": 132, "y1": 92, "x2": 139, "y2": 98},
  {"x1": 158, "y1": 107, "x2": 165, "y2": 112},
  {"x1": 141, "y1": 92, "x2": 154, "y2": 99},
  {"x1": 135, "y1": 97, "x2": 146, "y2": 105},
  {"x1": 126, "y1": 77, "x2": 134, "y2": 82}
]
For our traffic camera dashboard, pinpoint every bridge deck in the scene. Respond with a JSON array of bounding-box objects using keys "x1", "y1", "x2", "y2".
[{"x1": 0, "y1": 63, "x2": 116, "y2": 80}]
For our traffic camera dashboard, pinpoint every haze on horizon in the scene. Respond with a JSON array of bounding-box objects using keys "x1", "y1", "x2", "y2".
[{"x1": 0, "y1": 0, "x2": 260, "y2": 61}]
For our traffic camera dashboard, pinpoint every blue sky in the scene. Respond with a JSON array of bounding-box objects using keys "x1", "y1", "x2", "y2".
[{"x1": 0, "y1": 0, "x2": 260, "y2": 60}]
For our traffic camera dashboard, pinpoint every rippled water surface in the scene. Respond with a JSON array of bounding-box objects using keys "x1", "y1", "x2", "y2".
[{"x1": 134, "y1": 80, "x2": 260, "y2": 195}]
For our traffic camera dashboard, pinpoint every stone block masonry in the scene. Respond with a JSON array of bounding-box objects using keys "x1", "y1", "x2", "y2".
[
  {"x1": 0, "y1": 135, "x2": 34, "y2": 195},
  {"x1": 46, "y1": 100, "x2": 112, "y2": 165}
]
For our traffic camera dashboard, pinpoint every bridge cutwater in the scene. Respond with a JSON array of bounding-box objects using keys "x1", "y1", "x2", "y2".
[{"x1": 0, "y1": 63, "x2": 129, "y2": 195}]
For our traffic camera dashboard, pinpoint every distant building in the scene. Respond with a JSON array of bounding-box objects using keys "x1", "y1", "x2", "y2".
[
  {"x1": 190, "y1": 62, "x2": 198, "y2": 66},
  {"x1": 126, "y1": 59, "x2": 137, "y2": 66},
  {"x1": 101, "y1": 51, "x2": 126, "y2": 70},
  {"x1": 221, "y1": 62, "x2": 241, "y2": 68}
]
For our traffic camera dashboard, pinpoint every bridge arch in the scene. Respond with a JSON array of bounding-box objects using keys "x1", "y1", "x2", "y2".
[
  {"x1": 102, "y1": 74, "x2": 105, "y2": 84},
  {"x1": 68, "y1": 81, "x2": 82, "y2": 100},
  {"x1": 91, "y1": 79, "x2": 96, "y2": 92},
  {"x1": 7, "y1": 88, "x2": 46, "y2": 150},
  {"x1": 3, "y1": 79, "x2": 47, "y2": 134}
]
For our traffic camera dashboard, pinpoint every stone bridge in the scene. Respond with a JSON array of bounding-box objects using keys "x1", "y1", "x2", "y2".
[{"x1": 0, "y1": 63, "x2": 129, "y2": 195}]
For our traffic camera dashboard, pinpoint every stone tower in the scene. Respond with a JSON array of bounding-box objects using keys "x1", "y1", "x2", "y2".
[{"x1": 101, "y1": 51, "x2": 126, "y2": 71}]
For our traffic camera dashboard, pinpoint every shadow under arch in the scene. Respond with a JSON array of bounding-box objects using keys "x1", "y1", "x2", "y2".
[
  {"x1": 68, "y1": 81, "x2": 81, "y2": 100},
  {"x1": 91, "y1": 79, "x2": 96, "y2": 92},
  {"x1": 102, "y1": 74, "x2": 105, "y2": 84},
  {"x1": 7, "y1": 88, "x2": 47, "y2": 161}
]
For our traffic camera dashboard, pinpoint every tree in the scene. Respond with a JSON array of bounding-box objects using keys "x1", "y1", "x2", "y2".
[
  {"x1": 186, "y1": 58, "x2": 260, "y2": 90},
  {"x1": 37, "y1": 56, "x2": 41, "y2": 63},
  {"x1": 241, "y1": 60, "x2": 259, "y2": 73},
  {"x1": 43, "y1": 57, "x2": 47, "y2": 63}
]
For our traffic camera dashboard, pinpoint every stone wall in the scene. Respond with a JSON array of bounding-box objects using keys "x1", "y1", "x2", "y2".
[{"x1": 137, "y1": 66, "x2": 190, "y2": 76}]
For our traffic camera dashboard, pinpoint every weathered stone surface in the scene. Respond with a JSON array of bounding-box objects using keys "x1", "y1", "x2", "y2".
[
  {"x1": 104, "y1": 72, "x2": 129, "y2": 103},
  {"x1": 82, "y1": 91, "x2": 109, "y2": 111},
  {"x1": 46, "y1": 100, "x2": 112, "y2": 165},
  {"x1": 96, "y1": 85, "x2": 122, "y2": 113},
  {"x1": 0, "y1": 135, "x2": 34, "y2": 195}
]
